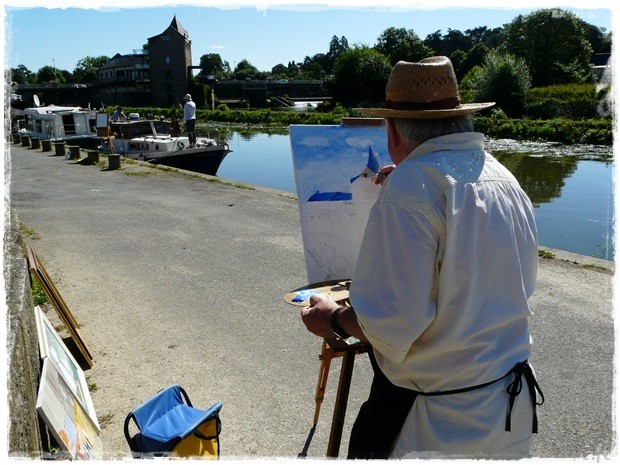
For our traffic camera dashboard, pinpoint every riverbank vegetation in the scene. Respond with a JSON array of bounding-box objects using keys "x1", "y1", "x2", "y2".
[{"x1": 123, "y1": 78, "x2": 613, "y2": 146}]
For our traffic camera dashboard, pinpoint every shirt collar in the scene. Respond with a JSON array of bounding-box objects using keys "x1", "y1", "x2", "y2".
[{"x1": 407, "y1": 132, "x2": 486, "y2": 160}]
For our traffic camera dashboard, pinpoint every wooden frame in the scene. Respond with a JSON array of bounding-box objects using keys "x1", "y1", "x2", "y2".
[
  {"x1": 26, "y1": 245, "x2": 93, "y2": 369},
  {"x1": 36, "y1": 358, "x2": 103, "y2": 459},
  {"x1": 34, "y1": 305, "x2": 99, "y2": 430}
]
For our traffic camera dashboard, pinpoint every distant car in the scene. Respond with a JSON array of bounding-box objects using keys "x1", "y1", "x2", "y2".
[{"x1": 277, "y1": 79, "x2": 288, "y2": 84}]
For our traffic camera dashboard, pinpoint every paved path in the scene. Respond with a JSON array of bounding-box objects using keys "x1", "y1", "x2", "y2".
[{"x1": 5, "y1": 143, "x2": 616, "y2": 459}]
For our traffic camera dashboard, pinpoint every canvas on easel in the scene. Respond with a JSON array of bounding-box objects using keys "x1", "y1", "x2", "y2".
[
  {"x1": 289, "y1": 119, "x2": 390, "y2": 283},
  {"x1": 26, "y1": 245, "x2": 93, "y2": 369}
]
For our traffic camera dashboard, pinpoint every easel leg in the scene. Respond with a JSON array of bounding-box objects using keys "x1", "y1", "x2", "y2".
[
  {"x1": 313, "y1": 339, "x2": 333, "y2": 425},
  {"x1": 326, "y1": 350, "x2": 356, "y2": 458}
]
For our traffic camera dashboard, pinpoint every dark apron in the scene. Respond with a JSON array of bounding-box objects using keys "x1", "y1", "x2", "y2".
[{"x1": 347, "y1": 352, "x2": 544, "y2": 459}]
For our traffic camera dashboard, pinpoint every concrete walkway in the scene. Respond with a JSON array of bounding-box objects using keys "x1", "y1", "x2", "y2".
[{"x1": 5, "y1": 143, "x2": 616, "y2": 459}]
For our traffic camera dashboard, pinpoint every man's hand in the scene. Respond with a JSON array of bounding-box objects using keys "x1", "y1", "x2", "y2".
[{"x1": 300, "y1": 294, "x2": 339, "y2": 339}]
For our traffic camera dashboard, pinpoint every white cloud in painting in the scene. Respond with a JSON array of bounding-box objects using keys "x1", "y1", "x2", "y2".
[{"x1": 300, "y1": 136, "x2": 330, "y2": 147}]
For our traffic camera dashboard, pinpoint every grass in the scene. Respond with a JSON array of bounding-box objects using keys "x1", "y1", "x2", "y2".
[
  {"x1": 20, "y1": 223, "x2": 40, "y2": 240},
  {"x1": 538, "y1": 249, "x2": 556, "y2": 259},
  {"x1": 31, "y1": 275, "x2": 47, "y2": 305}
]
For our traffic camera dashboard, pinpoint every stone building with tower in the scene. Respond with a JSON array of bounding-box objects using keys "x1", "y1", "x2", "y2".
[
  {"x1": 91, "y1": 16, "x2": 192, "y2": 108},
  {"x1": 147, "y1": 16, "x2": 192, "y2": 108}
]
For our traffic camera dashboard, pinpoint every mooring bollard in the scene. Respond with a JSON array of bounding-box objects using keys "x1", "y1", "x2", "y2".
[
  {"x1": 67, "y1": 145, "x2": 81, "y2": 160},
  {"x1": 108, "y1": 154, "x2": 121, "y2": 170},
  {"x1": 85, "y1": 149, "x2": 100, "y2": 165},
  {"x1": 21, "y1": 135, "x2": 30, "y2": 147},
  {"x1": 30, "y1": 137, "x2": 41, "y2": 150},
  {"x1": 41, "y1": 139, "x2": 52, "y2": 152},
  {"x1": 53, "y1": 141, "x2": 66, "y2": 156}
]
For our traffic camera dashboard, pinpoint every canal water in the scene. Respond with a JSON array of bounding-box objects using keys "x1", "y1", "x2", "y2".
[{"x1": 205, "y1": 126, "x2": 615, "y2": 261}]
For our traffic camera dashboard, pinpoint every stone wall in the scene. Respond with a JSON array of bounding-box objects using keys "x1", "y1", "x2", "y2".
[{"x1": 4, "y1": 207, "x2": 43, "y2": 457}]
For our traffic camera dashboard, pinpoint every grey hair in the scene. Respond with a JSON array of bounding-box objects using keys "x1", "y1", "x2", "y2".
[{"x1": 391, "y1": 115, "x2": 474, "y2": 145}]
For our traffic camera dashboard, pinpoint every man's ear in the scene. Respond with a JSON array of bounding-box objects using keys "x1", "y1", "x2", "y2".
[{"x1": 386, "y1": 118, "x2": 401, "y2": 145}]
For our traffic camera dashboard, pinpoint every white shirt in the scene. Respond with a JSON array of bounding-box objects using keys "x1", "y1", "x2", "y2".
[
  {"x1": 183, "y1": 100, "x2": 196, "y2": 123},
  {"x1": 350, "y1": 132, "x2": 539, "y2": 458}
]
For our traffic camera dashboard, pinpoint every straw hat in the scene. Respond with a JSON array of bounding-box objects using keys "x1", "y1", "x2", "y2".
[
  {"x1": 355, "y1": 56, "x2": 494, "y2": 119},
  {"x1": 184, "y1": 94, "x2": 192, "y2": 101}
]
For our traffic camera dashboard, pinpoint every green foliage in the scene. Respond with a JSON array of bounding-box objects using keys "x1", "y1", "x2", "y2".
[
  {"x1": 36, "y1": 65, "x2": 66, "y2": 84},
  {"x1": 467, "y1": 51, "x2": 531, "y2": 117},
  {"x1": 327, "y1": 46, "x2": 391, "y2": 107},
  {"x1": 499, "y1": 8, "x2": 594, "y2": 87},
  {"x1": 73, "y1": 55, "x2": 110, "y2": 84},
  {"x1": 538, "y1": 249, "x2": 556, "y2": 259},
  {"x1": 31, "y1": 276, "x2": 47, "y2": 305},
  {"x1": 9, "y1": 64, "x2": 35, "y2": 84},
  {"x1": 472, "y1": 116, "x2": 612, "y2": 145},
  {"x1": 232, "y1": 59, "x2": 261, "y2": 80},
  {"x1": 374, "y1": 27, "x2": 432, "y2": 66},
  {"x1": 524, "y1": 84, "x2": 608, "y2": 119},
  {"x1": 198, "y1": 53, "x2": 230, "y2": 79}
]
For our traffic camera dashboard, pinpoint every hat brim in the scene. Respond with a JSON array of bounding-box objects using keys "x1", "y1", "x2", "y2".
[{"x1": 354, "y1": 102, "x2": 495, "y2": 119}]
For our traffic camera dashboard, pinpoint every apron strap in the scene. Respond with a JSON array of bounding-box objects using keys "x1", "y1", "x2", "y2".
[
  {"x1": 410, "y1": 360, "x2": 545, "y2": 433},
  {"x1": 505, "y1": 361, "x2": 545, "y2": 433}
]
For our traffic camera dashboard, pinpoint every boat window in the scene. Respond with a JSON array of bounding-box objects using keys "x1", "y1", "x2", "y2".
[{"x1": 62, "y1": 114, "x2": 76, "y2": 135}]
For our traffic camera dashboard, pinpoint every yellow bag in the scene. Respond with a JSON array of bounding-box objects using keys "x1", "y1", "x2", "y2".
[{"x1": 173, "y1": 414, "x2": 221, "y2": 458}]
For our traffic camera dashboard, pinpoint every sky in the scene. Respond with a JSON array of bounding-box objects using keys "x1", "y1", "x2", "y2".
[{"x1": 2, "y1": 1, "x2": 614, "y2": 76}]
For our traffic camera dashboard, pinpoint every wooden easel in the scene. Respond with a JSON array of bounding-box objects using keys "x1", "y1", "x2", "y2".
[{"x1": 285, "y1": 280, "x2": 369, "y2": 458}]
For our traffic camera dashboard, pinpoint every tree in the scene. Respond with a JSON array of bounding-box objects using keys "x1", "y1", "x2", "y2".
[
  {"x1": 465, "y1": 51, "x2": 531, "y2": 117},
  {"x1": 326, "y1": 46, "x2": 391, "y2": 107},
  {"x1": 424, "y1": 30, "x2": 446, "y2": 56},
  {"x1": 232, "y1": 59, "x2": 259, "y2": 80},
  {"x1": 35, "y1": 65, "x2": 67, "y2": 84},
  {"x1": 287, "y1": 61, "x2": 300, "y2": 79},
  {"x1": 582, "y1": 23, "x2": 612, "y2": 54},
  {"x1": 325, "y1": 35, "x2": 349, "y2": 72},
  {"x1": 499, "y1": 8, "x2": 594, "y2": 86},
  {"x1": 301, "y1": 53, "x2": 329, "y2": 78},
  {"x1": 271, "y1": 63, "x2": 288, "y2": 77},
  {"x1": 73, "y1": 55, "x2": 110, "y2": 83},
  {"x1": 455, "y1": 43, "x2": 490, "y2": 80},
  {"x1": 9, "y1": 64, "x2": 34, "y2": 84},
  {"x1": 375, "y1": 27, "x2": 432, "y2": 65},
  {"x1": 198, "y1": 53, "x2": 230, "y2": 79}
]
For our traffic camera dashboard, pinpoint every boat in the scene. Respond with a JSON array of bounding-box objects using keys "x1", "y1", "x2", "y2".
[
  {"x1": 100, "y1": 117, "x2": 231, "y2": 176},
  {"x1": 17, "y1": 99, "x2": 99, "y2": 149}
]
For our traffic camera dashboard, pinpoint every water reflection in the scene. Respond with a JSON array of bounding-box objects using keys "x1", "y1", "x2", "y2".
[
  {"x1": 199, "y1": 126, "x2": 614, "y2": 260},
  {"x1": 493, "y1": 152, "x2": 579, "y2": 207}
]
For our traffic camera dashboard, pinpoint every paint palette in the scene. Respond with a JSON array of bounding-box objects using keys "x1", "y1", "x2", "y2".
[{"x1": 284, "y1": 280, "x2": 351, "y2": 307}]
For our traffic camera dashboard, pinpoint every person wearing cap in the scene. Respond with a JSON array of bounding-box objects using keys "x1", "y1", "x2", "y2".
[
  {"x1": 300, "y1": 56, "x2": 543, "y2": 459},
  {"x1": 183, "y1": 93, "x2": 197, "y2": 148}
]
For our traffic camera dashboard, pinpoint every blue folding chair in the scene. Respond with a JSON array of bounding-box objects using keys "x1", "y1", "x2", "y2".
[{"x1": 124, "y1": 385, "x2": 222, "y2": 458}]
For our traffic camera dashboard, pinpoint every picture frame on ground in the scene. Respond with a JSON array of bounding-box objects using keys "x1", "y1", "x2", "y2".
[
  {"x1": 34, "y1": 305, "x2": 99, "y2": 431},
  {"x1": 36, "y1": 358, "x2": 103, "y2": 460}
]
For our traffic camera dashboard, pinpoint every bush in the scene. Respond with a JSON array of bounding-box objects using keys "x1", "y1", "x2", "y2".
[
  {"x1": 523, "y1": 84, "x2": 609, "y2": 119},
  {"x1": 468, "y1": 51, "x2": 532, "y2": 117},
  {"x1": 473, "y1": 116, "x2": 612, "y2": 145}
]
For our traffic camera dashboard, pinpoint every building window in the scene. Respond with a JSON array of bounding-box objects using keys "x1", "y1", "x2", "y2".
[{"x1": 165, "y1": 56, "x2": 171, "y2": 65}]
